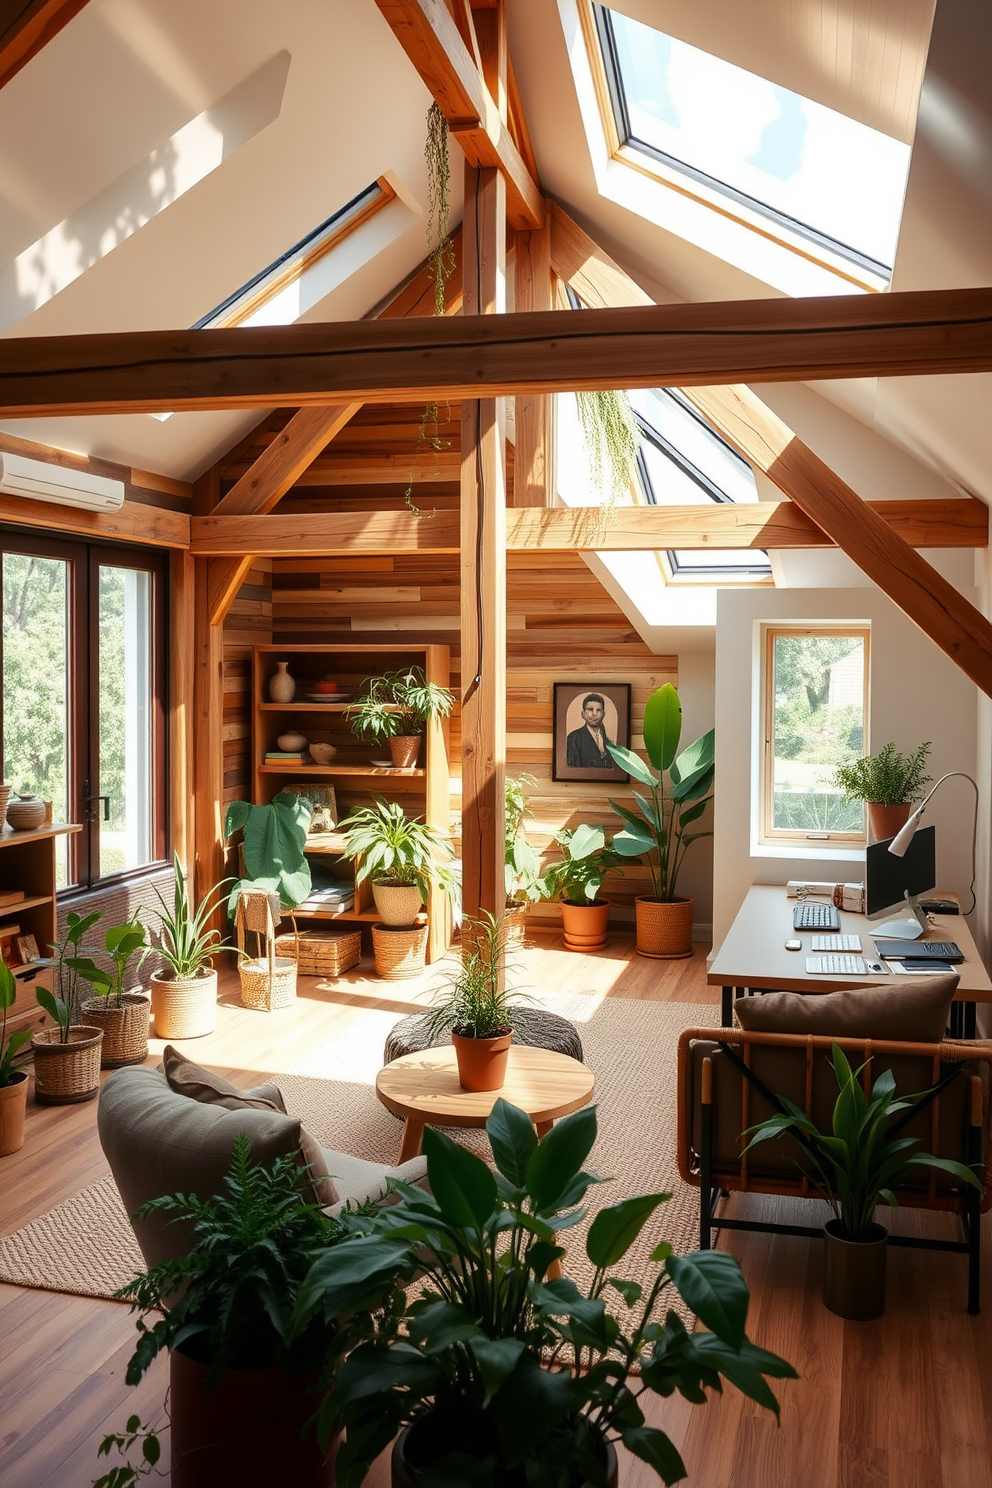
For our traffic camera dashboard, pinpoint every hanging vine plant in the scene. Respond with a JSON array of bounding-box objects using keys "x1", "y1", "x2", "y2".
[
  {"x1": 405, "y1": 103, "x2": 457, "y2": 519},
  {"x1": 574, "y1": 388, "x2": 639, "y2": 523}
]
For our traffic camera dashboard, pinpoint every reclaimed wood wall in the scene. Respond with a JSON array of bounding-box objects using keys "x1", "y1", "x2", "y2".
[{"x1": 222, "y1": 558, "x2": 272, "y2": 807}]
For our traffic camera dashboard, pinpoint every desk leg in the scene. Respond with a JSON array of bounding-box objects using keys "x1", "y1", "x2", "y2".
[
  {"x1": 950, "y1": 1003, "x2": 964, "y2": 1040},
  {"x1": 965, "y1": 1002, "x2": 977, "y2": 1039},
  {"x1": 722, "y1": 986, "x2": 734, "y2": 1028},
  {"x1": 398, "y1": 1118, "x2": 426, "y2": 1164},
  {"x1": 533, "y1": 1120, "x2": 561, "y2": 1277}
]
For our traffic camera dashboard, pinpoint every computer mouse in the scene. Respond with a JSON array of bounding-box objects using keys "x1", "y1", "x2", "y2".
[{"x1": 785, "y1": 938, "x2": 802, "y2": 951}]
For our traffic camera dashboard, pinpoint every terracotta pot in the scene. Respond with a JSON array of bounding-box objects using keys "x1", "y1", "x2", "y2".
[
  {"x1": 868, "y1": 801, "x2": 912, "y2": 843},
  {"x1": 452, "y1": 1030, "x2": 512, "y2": 1092},
  {"x1": 31, "y1": 1025, "x2": 103, "y2": 1104},
  {"x1": 150, "y1": 968, "x2": 217, "y2": 1040},
  {"x1": 390, "y1": 1418, "x2": 618, "y2": 1488},
  {"x1": 560, "y1": 898, "x2": 610, "y2": 951},
  {"x1": 372, "y1": 923, "x2": 429, "y2": 980},
  {"x1": 823, "y1": 1219, "x2": 887, "y2": 1320},
  {"x1": 373, "y1": 881, "x2": 424, "y2": 926},
  {"x1": 634, "y1": 896, "x2": 694, "y2": 959},
  {"x1": 390, "y1": 735, "x2": 421, "y2": 769},
  {"x1": 81, "y1": 993, "x2": 150, "y2": 1068},
  {"x1": 170, "y1": 1345, "x2": 336, "y2": 1488},
  {"x1": 0, "y1": 1070, "x2": 28, "y2": 1155}
]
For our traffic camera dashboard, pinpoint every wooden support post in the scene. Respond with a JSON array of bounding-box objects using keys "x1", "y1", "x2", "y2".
[
  {"x1": 169, "y1": 550, "x2": 196, "y2": 874},
  {"x1": 460, "y1": 161, "x2": 507, "y2": 928},
  {"x1": 513, "y1": 202, "x2": 553, "y2": 506},
  {"x1": 193, "y1": 560, "x2": 226, "y2": 914}
]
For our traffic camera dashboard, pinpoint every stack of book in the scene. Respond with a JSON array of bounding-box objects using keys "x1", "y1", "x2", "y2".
[
  {"x1": 264, "y1": 750, "x2": 309, "y2": 764},
  {"x1": 299, "y1": 871, "x2": 354, "y2": 914}
]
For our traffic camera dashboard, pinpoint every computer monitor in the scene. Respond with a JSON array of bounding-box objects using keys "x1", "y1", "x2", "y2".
[{"x1": 865, "y1": 825, "x2": 936, "y2": 937}]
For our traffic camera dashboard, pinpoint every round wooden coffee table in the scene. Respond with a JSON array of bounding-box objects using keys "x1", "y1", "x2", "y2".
[{"x1": 376, "y1": 1045, "x2": 596, "y2": 1164}]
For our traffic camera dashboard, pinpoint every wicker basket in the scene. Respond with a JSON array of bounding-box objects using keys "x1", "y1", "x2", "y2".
[
  {"x1": 236, "y1": 891, "x2": 298, "y2": 1011},
  {"x1": 372, "y1": 922, "x2": 428, "y2": 980},
  {"x1": 0, "y1": 784, "x2": 10, "y2": 819},
  {"x1": 150, "y1": 968, "x2": 217, "y2": 1039},
  {"x1": 81, "y1": 994, "x2": 151, "y2": 1067},
  {"x1": 634, "y1": 896, "x2": 694, "y2": 959},
  {"x1": 275, "y1": 927, "x2": 361, "y2": 977},
  {"x1": 31, "y1": 1025, "x2": 103, "y2": 1104}
]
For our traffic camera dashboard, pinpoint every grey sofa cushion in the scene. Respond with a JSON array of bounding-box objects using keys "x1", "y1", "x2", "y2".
[
  {"x1": 323, "y1": 1150, "x2": 429, "y2": 1214},
  {"x1": 734, "y1": 971, "x2": 958, "y2": 1043}
]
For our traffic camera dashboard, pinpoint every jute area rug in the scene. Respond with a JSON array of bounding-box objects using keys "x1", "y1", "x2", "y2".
[{"x1": 0, "y1": 997, "x2": 719, "y2": 1318}]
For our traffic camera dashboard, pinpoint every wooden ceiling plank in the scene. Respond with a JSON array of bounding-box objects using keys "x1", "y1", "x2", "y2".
[
  {"x1": 0, "y1": 0, "x2": 89, "y2": 91},
  {"x1": 192, "y1": 510, "x2": 462, "y2": 557},
  {"x1": 3, "y1": 287, "x2": 992, "y2": 416}
]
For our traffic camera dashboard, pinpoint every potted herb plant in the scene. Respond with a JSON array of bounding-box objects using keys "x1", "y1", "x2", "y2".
[
  {"x1": 293, "y1": 1098, "x2": 796, "y2": 1488},
  {"x1": 745, "y1": 1042, "x2": 981, "y2": 1320},
  {"x1": 834, "y1": 740, "x2": 932, "y2": 841},
  {"x1": 31, "y1": 910, "x2": 105, "y2": 1104},
  {"x1": 73, "y1": 917, "x2": 151, "y2": 1068},
  {"x1": 149, "y1": 854, "x2": 230, "y2": 1040},
  {"x1": 347, "y1": 666, "x2": 454, "y2": 769},
  {"x1": 0, "y1": 961, "x2": 32, "y2": 1154},
  {"x1": 606, "y1": 683, "x2": 714, "y2": 960},
  {"x1": 504, "y1": 771, "x2": 542, "y2": 941},
  {"x1": 419, "y1": 912, "x2": 529, "y2": 1090},
  {"x1": 539, "y1": 823, "x2": 622, "y2": 951},
  {"x1": 117, "y1": 1134, "x2": 367, "y2": 1488}
]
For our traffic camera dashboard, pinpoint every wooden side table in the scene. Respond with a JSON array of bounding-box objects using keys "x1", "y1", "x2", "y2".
[{"x1": 375, "y1": 1045, "x2": 596, "y2": 1163}]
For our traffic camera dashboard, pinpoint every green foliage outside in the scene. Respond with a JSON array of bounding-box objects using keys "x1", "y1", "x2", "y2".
[{"x1": 771, "y1": 634, "x2": 864, "y2": 833}]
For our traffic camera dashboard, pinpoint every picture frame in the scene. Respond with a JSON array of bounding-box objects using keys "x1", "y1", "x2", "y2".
[
  {"x1": 16, "y1": 933, "x2": 39, "y2": 965},
  {"x1": 284, "y1": 784, "x2": 339, "y2": 833},
  {"x1": 0, "y1": 922, "x2": 21, "y2": 970},
  {"x1": 552, "y1": 683, "x2": 632, "y2": 783}
]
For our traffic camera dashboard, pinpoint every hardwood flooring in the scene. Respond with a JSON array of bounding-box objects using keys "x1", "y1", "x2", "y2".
[{"x1": 1, "y1": 935, "x2": 990, "y2": 1488}]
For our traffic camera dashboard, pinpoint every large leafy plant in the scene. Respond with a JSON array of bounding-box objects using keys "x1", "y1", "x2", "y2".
[
  {"x1": 292, "y1": 1099, "x2": 795, "y2": 1488},
  {"x1": 69, "y1": 918, "x2": 148, "y2": 1009},
  {"x1": 539, "y1": 824, "x2": 622, "y2": 905},
  {"x1": 225, "y1": 791, "x2": 312, "y2": 913},
  {"x1": 337, "y1": 796, "x2": 456, "y2": 901},
  {"x1": 0, "y1": 961, "x2": 31, "y2": 1084},
  {"x1": 150, "y1": 853, "x2": 230, "y2": 980},
  {"x1": 834, "y1": 740, "x2": 932, "y2": 806},
  {"x1": 505, "y1": 772, "x2": 542, "y2": 905},
  {"x1": 347, "y1": 667, "x2": 454, "y2": 744},
  {"x1": 745, "y1": 1043, "x2": 981, "y2": 1242},
  {"x1": 607, "y1": 684, "x2": 714, "y2": 902}
]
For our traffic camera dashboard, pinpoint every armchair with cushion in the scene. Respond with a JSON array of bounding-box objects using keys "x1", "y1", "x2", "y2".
[
  {"x1": 98, "y1": 1048, "x2": 428, "y2": 1269},
  {"x1": 676, "y1": 974, "x2": 992, "y2": 1312}
]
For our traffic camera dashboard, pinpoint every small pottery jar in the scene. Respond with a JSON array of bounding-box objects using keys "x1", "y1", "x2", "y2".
[
  {"x1": 269, "y1": 662, "x2": 296, "y2": 703},
  {"x1": 276, "y1": 730, "x2": 308, "y2": 751},
  {"x1": 6, "y1": 794, "x2": 46, "y2": 831}
]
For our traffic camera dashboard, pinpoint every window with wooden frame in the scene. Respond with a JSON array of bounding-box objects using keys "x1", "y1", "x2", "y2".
[{"x1": 761, "y1": 625, "x2": 869, "y2": 844}]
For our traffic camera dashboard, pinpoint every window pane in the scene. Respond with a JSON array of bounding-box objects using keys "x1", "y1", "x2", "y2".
[
  {"x1": 771, "y1": 634, "x2": 865, "y2": 834},
  {"x1": 99, "y1": 566, "x2": 153, "y2": 876},
  {"x1": 2, "y1": 554, "x2": 71, "y2": 885}
]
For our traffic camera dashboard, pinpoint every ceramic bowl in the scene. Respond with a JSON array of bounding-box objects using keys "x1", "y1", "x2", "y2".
[{"x1": 309, "y1": 743, "x2": 337, "y2": 764}]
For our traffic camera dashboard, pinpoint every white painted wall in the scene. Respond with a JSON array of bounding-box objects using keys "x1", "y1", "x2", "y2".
[{"x1": 712, "y1": 588, "x2": 979, "y2": 948}]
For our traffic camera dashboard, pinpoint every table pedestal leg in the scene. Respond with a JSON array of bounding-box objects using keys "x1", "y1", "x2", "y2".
[
  {"x1": 535, "y1": 1120, "x2": 553, "y2": 1139},
  {"x1": 398, "y1": 1118, "x2": 426, "y2": 1164}
]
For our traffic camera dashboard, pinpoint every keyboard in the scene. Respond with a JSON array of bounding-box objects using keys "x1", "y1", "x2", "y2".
[
  {"x1": 812, "y1": 934, "x2": 862, "y2": 952},
  {"x1": 794, "y1": 902, "x2": 840, "y2": 931},
  {"x1": 805, "y1": 954, "x2": 867, "y2": 976},
  {"x1": 873, "y1": 939, "x2": 963, "y2": 962}
]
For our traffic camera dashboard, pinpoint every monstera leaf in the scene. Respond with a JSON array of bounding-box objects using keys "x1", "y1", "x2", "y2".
[{"x1": 225, "y1": 792, "x2": 312, "y2": 911}]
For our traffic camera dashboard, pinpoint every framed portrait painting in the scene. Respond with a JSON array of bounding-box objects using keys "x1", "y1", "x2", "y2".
[{"x1": 552, "y1": 683, "x2": 631, "y2": 783}]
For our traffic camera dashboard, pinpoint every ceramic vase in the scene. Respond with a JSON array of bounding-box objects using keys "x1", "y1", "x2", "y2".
[
  {"x1": 269, "y1": 662, "x2": 296, "y2": 703},
  {"x1": 6, "y1": 794, "x2": 46, "y2": 831}
]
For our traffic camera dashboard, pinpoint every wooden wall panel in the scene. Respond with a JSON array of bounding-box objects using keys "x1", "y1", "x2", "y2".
[
  {"x1": 222, "y1": 558, "x2": 273, "y2": 807},
  {"x1": 271, "y1": 551, "x2": 675, "y2": 928}
]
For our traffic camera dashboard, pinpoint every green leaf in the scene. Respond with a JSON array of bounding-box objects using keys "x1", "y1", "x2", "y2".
[
  {"x1": 0, "y1": 961, "x2": 15, "y2": 1011},
  {"x1": 643, "y1": 684, "x2": 683, "y2": 772},
  {"x1": 612, "y1": 829, "x2": 655, "y2": 858},
  {"x1": 142, "y1": 1434, "x2": 161, "y2": 1466},
  {"x1": 36, "y1": 986, "x2": 66, "y2": 1025},
  {"x1": 568, "y1": 822, "x2": 605, "y2": 860},
  {"x1": 608, "y1": 1277, "x2": 643, "y2": 1306},
  {"x1": 586, "y1": 1193, "x2": 671, "y2": 1267},
  {"x1": 621, "y1": 1426, "x2": 687, "y2": 1486},
  {"x1": 606, "y1": 743, "x2": 659, "y2": 789},
  {"x1": 469, "y1": 1337, "x2": 526, "y2": 1401},
  {"x1": 487, "y1": 1097, "x2": 538, "y2": 1187},
  {"x1": 525, "y1": 1105, "x2": 598, "y2": 1213},
  {"x1": 423, "y1": 1125, "x2": 498, "y2": 1228},
  {"x1": 666, "y1": 1251, "x2": 749, "y2": 1351}
]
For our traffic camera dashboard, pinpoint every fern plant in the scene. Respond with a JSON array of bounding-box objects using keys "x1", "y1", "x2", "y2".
[{"x1": 834, "y1": 741, "x2": 932, "y2": 806}]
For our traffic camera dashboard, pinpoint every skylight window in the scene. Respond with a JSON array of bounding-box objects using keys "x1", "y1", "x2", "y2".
[{"x1": 593, "y1": 5, "x2": 911, "y2": 282}]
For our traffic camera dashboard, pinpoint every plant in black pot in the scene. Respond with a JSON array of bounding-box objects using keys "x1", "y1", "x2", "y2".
[
  {"x1": 117, "y1": 1133, "x2": 373, "y2": 1488},
  {"x1": 419, "y1": 912, "x2": 529, "y2": 1091},
  {"x1": 745, "y1": 1042, "x2": 981, "y2": 1321},
  {"x1": 292, "y1": 1098, "x2": 796, "y2": 1488},
  {"x1": 539, "y1": 823, "x2": 622, "y2": 952}
]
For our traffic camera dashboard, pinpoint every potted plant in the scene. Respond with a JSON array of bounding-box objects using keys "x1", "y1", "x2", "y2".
[
  {"x1": 745, "y1": 1042, "x2": 981, "y2": 1321},
  {"x1": 72, "y1": 917, "x2": 151, "y2": 1068},
  {"x1": 606, "y1": 683, "x2": 714, "y2": 960},
  {"x1": 539, "y1": 823, "x2": 622, "y2": 951},
  {"x1": 419, "y1": 912, "x2": 528, "y2": 1091},
  {"x1": 31, "y1": 910, "x2": 105, "y2": 1104},
  {"x1": 834, "y1": 740, "x2": 932, "y2": 841},
  {"x1": 504, "y1": 771, "x2": 542, "y2": 941},
  {"x1": 0, "y1": 961, "x2": 32, "y2": 1154},
  {"x1": 292, "y1": 1098, "x2": 796, "y2": 1488},
  {"x1": 226, "y1": 792, "x2": 312, "y2": 1008},
  {"x1": 347, "y1": 666, "x2": 454, "y2": 769},
  {"x1": 148, "y1": 854, "x2": 230, "y2": 1040},
  {"x1": 117, "y1": 1133, "x2": 369, "y2": 1488}
]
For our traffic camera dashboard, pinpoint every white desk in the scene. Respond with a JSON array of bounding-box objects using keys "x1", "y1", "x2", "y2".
[{"x1": 708, "y1": 885, "x2": 992, "y2": 1034}]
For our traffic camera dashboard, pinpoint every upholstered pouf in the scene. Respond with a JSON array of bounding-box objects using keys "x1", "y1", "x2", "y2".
[{"x1": 383, "y1": 1007, "x2": 583, "y2": 1065}]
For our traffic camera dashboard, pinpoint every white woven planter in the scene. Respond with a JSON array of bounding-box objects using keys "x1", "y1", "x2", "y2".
[
  {"x1": 150, "y1": 968, "x2": 218, "y2": 1039},
  {"x1": 372, "y1": 882, "x2": 424, "y2": 926}
]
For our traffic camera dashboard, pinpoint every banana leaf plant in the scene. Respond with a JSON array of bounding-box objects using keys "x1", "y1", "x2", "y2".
[
  {"x1": 606, "y1": 683, "x2": 714, "y2": 902},
  {"x1": 224, "y1": 791, "x2": 312, "y2": 915},
  {"x1": 0, "y1": 962, "x2": 32, "y2": 1084}
]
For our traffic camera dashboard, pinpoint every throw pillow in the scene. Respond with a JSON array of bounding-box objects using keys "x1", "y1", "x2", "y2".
[{"x1": 733, "y1": 971, "x2": 958, "y2": 1042}]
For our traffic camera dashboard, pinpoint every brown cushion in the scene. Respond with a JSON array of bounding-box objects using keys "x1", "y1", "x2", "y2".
[
  {"x1": 161, "y1": 1046, "x2": 338, "y2": 1207},
  {"x1": 733, "y1": 972, "x2": 958, "y2": 1043}
]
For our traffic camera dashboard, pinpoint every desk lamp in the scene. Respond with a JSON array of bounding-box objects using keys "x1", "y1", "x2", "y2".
[{"x1": 886, "y1": 772, "x2": 979, "y2": 929}]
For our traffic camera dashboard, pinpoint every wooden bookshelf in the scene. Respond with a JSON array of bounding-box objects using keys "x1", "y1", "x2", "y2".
[{"x1": 0, "y1": 822, "x2": 81, "y2": 1042}]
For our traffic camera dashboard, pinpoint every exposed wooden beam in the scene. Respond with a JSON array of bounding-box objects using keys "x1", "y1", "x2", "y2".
[
  {"x1": 513, "y1": 199, "x2": 554, "y2": 507},
  {"x1": 375, "y1": 0, "x2": 543, "y2": 228},
  {"x1": 192, "y1": 560, "x2": 226, "y2": 915},
  {"x1": 548, "y1": 203, "x2": 992, "y2": 698},
  {"x1": 4, "y1": 288, "x2": 992, "y2": 416},
  {"x1": 0, "y1": 0, "x2": 89, "y2": 91},
  {"x1": 191, "y1": 510, "x2": 462, "y2": 556},
  {"x1": 169, "y1": 550, "x2": 196, "y2": 872}
]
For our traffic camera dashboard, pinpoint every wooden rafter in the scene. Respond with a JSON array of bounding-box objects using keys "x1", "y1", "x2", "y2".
[
  {"x1": 547, "y1": 202, "x2": 992, "y2": 699},
  {"x1": 0, "y1": 0, "x2": 89, "y2": 91},
  {"x1": 3, "y1": 288, "x2": 992, "y2": 416}
]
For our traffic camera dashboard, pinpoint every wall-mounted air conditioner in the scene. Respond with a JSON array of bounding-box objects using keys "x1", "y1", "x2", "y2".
[{"x1": 0, "y1": 453, "x2": 125, "y2": 513}]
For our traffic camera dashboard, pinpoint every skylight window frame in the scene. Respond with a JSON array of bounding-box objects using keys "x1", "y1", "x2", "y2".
[{"x1": 579, "y1": 1, "x2": 891, "y2": 294}]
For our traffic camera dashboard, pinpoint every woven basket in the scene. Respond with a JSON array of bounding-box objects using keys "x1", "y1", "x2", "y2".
[
  {"x1": 0, "y1": 784, "x2": 10, "y2": 818},
  {"x1": 634, "y1": 896, "x2": 694, "y2": 960},
  {"x1": 372, "y1": 882, "x2": 423, "y2": 926},
  {"x1": 502, "y1": 902, "x2": 529, "y2": 944},
  {"x1": 81, "y1": 993, "x2": 151, "y2": 1067},
  {"x1": 372, "y1": 923, "x2": 428, "y2": 980},
  {"x1": 150, "y1": 968, "x2": 217, "y2": 1040},
  {"x1": 237, "y1": 890, "x2": 297, "y2": 1011},
  {"x1": 275, "y1": 928, "x2": 361, "y2": 977},
  {"x1": 31, "y1": 1025, "x2": 103, "y2": 1104}
]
